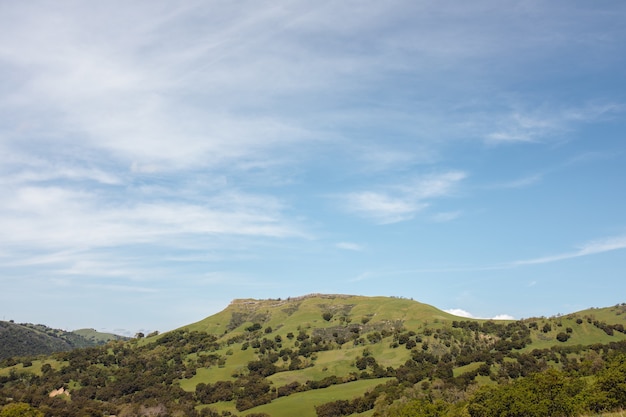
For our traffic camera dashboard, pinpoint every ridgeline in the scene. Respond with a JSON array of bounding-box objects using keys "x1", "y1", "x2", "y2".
[{"x1": 0, "y1": 321, "x2": 127, "y2": 360}]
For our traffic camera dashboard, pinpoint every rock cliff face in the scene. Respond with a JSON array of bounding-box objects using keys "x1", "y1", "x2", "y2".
[{"x1": 49, "y1": 387, "x2": 70, "y2": 398}]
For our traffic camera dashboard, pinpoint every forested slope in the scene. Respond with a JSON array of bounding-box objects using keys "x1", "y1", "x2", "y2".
[{"x1": 0, "y1": 320, "x2": 127, "y2": 360}]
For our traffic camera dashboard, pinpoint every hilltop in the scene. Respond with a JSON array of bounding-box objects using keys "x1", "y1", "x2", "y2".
[
  {"x1": 184, "y1": 293, "x2": 457, "y2": 333},
  {"x1": 2, "y1": 294, "x2": 626, "y2": 417}
]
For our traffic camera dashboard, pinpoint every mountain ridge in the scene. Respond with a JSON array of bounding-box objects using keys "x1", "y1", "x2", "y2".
[{"x1": 0, "y1": 320, "x2": 129, "y2": 360}]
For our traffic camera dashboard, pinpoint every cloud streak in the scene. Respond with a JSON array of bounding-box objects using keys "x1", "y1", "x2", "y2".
[
  {"x1": 485, "y1": 103, "x2": 624, "y2": 145},
  {"x1": 336, "y1": 242, "x2": 364, "y2": 251},
  {"x1": 340, "y1": 171, "x2": 466, "y2": 224},
  {"x1": 511, "y1": 235, "x2": 626, "y2": 266}
]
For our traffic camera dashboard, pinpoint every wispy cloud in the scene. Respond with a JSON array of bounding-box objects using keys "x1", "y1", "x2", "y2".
[
  {"x1": 379, "y1": 235, "x2": 626, "y2": 275},
  {"x1": 340, "y1": 171, "x2": 466, "y2": 224},
  {"x1": 0, "y1": 185, "x2": 303, "y2": 250},
  {"x1": 487, "y1": 174, "x2": 543, "y2": 189},
  {"x1": 1, "y1": 1, "x2": 624, "y2": 332},
  {"x1": 349, "y1": 272, "x2": 372, "y2": 283},
  {"x1": 342, "y1": 191, "x2": 425, "y2": 224},
  {"x1": 431, "y1": 211, "x2": 462, "y2": 223},
  {"x1": 511, "y1": 235, "x2": 626, "y2": 266},
  {"x1": 336, "y1": 242, "x2": 364, "y2": 251},
  {"x1": 485, "y1": 103, "x2": 624, "y2": 145},
  {"x1": 85, "y1": 284, "x2": 158, "y2": 294}
]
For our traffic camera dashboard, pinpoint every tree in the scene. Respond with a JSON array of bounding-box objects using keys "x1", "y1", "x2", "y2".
[
  {"x1": 595, "y1": 354, "x2": 626, "y2": 409},
  {"x1": 40, "y1": 363, "x2": 53, "y2": 374},
  {"x1": 468, "y1": 369, "x2": 587, "y2": 417},
  {"x1": 0, "y1": 403, "x2": 44, "y2": 417},
  {"x1": 382, "y1": 398, "x2": 448, "y2": 417},
  {"x1": 556, "y1": 332, "x2": 570, "y2": 342}
]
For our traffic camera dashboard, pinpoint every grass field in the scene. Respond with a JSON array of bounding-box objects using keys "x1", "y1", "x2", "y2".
[
  {"x1": 0, "y1": 359, "x2": 65, "y2": 377},
  {"x1": 240, "y1": 378, "x2": 393, "y2": 417}
]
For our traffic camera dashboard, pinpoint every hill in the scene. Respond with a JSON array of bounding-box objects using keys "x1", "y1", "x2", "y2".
[
  {"x1": 71, "y1": 328, "x2": 129, "y2": 345},
  {"x1": 0, "y1": 320, "x2": 128, "y2": 360},
  {"x1": 2, "y1": 294, "x2": 626, "y2": 417}
]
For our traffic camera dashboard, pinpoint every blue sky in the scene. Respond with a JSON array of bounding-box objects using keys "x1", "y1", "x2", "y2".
[{"x1": 1, "y1": 1, "x2": 625, "y2": 336}]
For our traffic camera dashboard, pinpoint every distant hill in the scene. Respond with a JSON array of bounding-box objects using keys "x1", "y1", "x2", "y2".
[
  {"x1": 0, "y1": 321, "x2": 128, "y2": 360},
  {"x1": 2, "y1": 294, "x2": 626, "y2": 417},
  {"x1": 72, "y1": 328, "x2": 129, "y2": 345}
]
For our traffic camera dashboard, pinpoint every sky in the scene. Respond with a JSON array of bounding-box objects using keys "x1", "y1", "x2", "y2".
[{"x1": 1, "y1": 1, "x2": 625, "y2": 336}]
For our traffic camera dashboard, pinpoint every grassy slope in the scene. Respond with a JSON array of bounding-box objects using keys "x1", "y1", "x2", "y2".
[
  {"x1": 0, "y1": 358, "x2": 67, "y2": 377},
  {"x1": 174, "y1": 295, "x2": 460, "y2": 416},
  {"x1": 184, "y1": 294, "x2": 459, "y2": 342},
  {"x1": 178, "y1": 294, "x2": 453, "y2": 387},
  {"x1": 197, "y1": 379, "x2": 390, "y2": 416},
  {"x1": 72, "y1": 328, "x2": 128, "y2": 344},
  {"x1": 240, "y1": 378, "x2": 392, "y2": 417},
  {"x1": 523, "y1": 305, "x2": 626, "y2": 351}
]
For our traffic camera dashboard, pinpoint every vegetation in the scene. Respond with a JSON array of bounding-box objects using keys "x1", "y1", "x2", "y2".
[
  {"x1": 1, "y1": 295, "x2": 626, "y2": 417},
  {"x1": 0, "y1": 321, "x2": 128, "y2": 360}
]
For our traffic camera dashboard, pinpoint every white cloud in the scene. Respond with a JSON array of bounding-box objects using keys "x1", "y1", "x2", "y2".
[
  {"x1": 0, "y1": 184, "x2": 305, "y2": 270},
  {"x1": 445, "y1": 308, "x2": 474, "y2": 318},
  {"x1": 336, "y1": 242, "x2": 363, "y2": 251},
  {"x1": 343, "y1": 191, "x2": 425, "y2": 224},
  {"x1": 445, "y1": 308, "x2": 515, "y2": 320},
  {"x1": 341, "y1": 171, "x2": 466, "y2": 224},
  {"x1": 492, "y1": 314, "x2": 515, "y2": 320}
]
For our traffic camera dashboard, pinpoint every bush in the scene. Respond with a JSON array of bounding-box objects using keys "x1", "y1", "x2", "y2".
[{"x1": 556, "y1": 332, "x2": 570, "y2": 342}]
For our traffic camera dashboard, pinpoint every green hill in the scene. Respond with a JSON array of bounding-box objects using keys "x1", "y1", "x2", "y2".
[
  {"x1": 2, "y1": 295, "x2": 626, "y2": 417},
  {"x1": 72, "y1": 328, "x2": 128, "y2": 345},
  {"x1": 0, "y1": 321, "x2": 128, "y2": 360}
]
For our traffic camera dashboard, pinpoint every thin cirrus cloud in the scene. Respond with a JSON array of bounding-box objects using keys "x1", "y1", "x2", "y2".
[
  {"x1": 335, "y1": 242, "x2": 364, "y2": 251},
  {"x1": 511, "y1": 235, "x2": 626, "y2": 266},
  {"x1": 341, "y1": 171, "x2": 466, "y2": 224},
  {"x1": 431, "y1": 211, "x2": 462, "y2": 223},
  {"x1": 484, "y1": 103, "x2": 624, "y2": 145},
  {"x1": 1, "y1": 2, "x2": 321, "y2": 173},
  {"x1": 0, "y1": 185, "x2": 304, "y2": 256}
]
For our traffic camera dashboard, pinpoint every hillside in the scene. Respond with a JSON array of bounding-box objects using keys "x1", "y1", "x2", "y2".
[
  {"x1": 2, "y1": 294, "x2": 626, "y2": 417},
  {"x1": 72, "y1": 328, "x2": 129, "y2": 345},
  {"x1": 0, "y1": 320, "x2": 128, "y2": 360}
]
